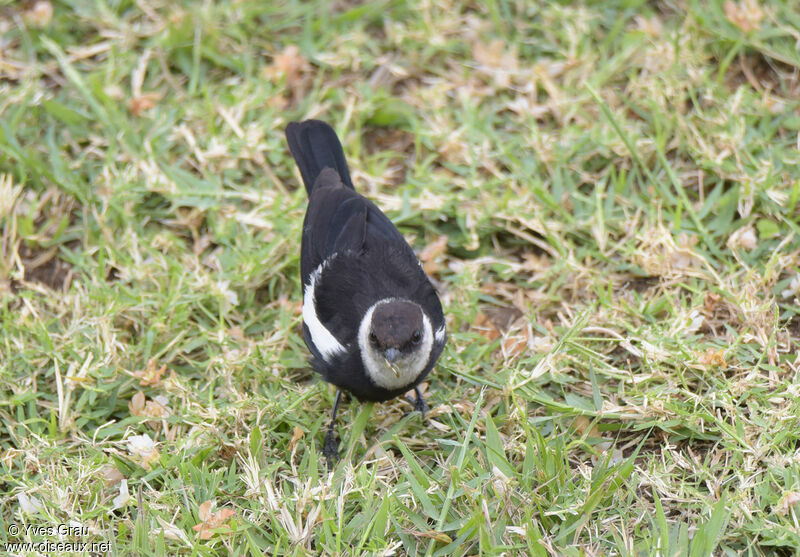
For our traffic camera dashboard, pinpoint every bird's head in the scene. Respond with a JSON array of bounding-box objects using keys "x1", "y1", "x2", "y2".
[{"x1": 358, "y1": 298, "x2": 433, "y2": 389}]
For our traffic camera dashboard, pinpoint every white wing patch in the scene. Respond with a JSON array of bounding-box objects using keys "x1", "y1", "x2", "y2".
[
  {"x1": 303, "y1": 258, "x2": 346, "y2": 362},
  {"x1": 434, "y1": 325, "x2": 446, "y2": 344}
]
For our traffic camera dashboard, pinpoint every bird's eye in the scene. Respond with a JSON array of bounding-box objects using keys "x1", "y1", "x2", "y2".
[
  {"x1": 411, "y1": 330, "x2": 421, "y2": 343},
  {"x1": 369, "y1": 332, "x2": 378, "y2": 344}
]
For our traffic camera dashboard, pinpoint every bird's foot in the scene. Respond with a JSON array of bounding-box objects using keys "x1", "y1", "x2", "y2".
[
  {"x1": 323, "y1": 428, "x2": 339, "y2": 469},
  {"x1": 404, "y1": 391, "x2": 428, "y2": 419}
]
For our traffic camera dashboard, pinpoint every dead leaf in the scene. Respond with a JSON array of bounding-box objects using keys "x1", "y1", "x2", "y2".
[
  {"x1": 23, "y1": 1, "x2": 52, "y2": 27},
  {"x1": 128, "y1": 92, "x2": 163, "y2": 116},
  {"x1": 591, "y1": 443, "x2": 625, "y2": 467},
  {"x1": 228, "y1": 326, "x2": 245, "y2": 341},
  {"x1": 781, "y1": 274, "x2": 800, "y2": 299},
  {"x1": 129, "y1": 391, "x2": 146, "y2": 415},
  {"x1": 17, "y1": 492, "x2": 43, "y2": 514},
  {"x1": 0, "y1": 448, "x2": 20, "y2": 470},
  {"x1": 288, "y1": 426, "x2": 304, "y2": 451},
  {"x1": 724, "y1": 0, "x2": 764, "y2": 32},
  {"x1": 129, "y1": 392, "x2": 171, "y2": 421},
  {"x1": 155, "y1": 516, "x2": 191, "y2": 544},
  {"x1": 266, "y1": 95, "x2": 288, "y2": 110},
  {"x1": 704, "y1": 292, "x2": 722, "y2": 315},
  {"x1": 217, "y1": 444, "x2": 237, "y2": 461},
  {"x1": 438, "y1": 133, "x2": 469, "y2": 164},
  {"x1": 502, "y1": 328, "x2": 530, "y2": 359},
  {"x1": 145, "y1": 399, "x2": 170, "y2": 421},
  {"x1": 636, "y1": 225, "x2": 705, "y2": 278},
  {"x1": 530, "y1": 331, "x2": 554, "y2": 353},
  {"x1": 696, "y1": 348, "x2": 727, "y2": 368},
  {"x1": 727, "y1": 225, "x2": 757, "y2": 251},
  {"x1": 161, "y1": 369, "x2": 182, "y2": 391},
  {"x1": 127, "y1": 434, "x2": 160, "y2": 469},
  {"x1": 278, "y1": 295, "x2": 302, "y2": 316},
  {"x1": 572, "y1": 415, "x2": 600, "y2": 438},
  {"x1": 419, "y1": 235, "x2": 448, "y2": 275},
  {"x1": 483, "y1": 305, "x2": 524, "y2": 332},
  {"x1": 147, "y1": 395, "x2": 171, "y2": 418},
  {"x1": 473, "y1": 39, "x2": 518, "y2": 87},
  {"x1": 634, "y1": 15, "x2": 663, "y2": 37},
  {"x1": 101, "y1": 464, "x2": 125, "y2": 486},
  {"x1": 111, "y1": 479, "x2": 129, "y2": 510},
  {"x1": 134, "y1": 358, "x2": 167, "y2": 386},
  {"x1": 473, "y1": 313, "x2": 500, "y2": 342},
  {"x1": 775, "y1": 492, "x2": 800, "y2": 515},
  {"x1": 264, "y1": 45, "x2": 309, "y2": 88},
  {"x1": 193, "y1": 234, "x2": 212, "y2": 256},
  {"x1": 192, "y1": 500, "x2": 236, "y2": 540}
]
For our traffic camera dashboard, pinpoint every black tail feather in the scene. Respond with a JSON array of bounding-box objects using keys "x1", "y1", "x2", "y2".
[{"x1": 285, "y1": 120, "x2": 354, "y2": 195}]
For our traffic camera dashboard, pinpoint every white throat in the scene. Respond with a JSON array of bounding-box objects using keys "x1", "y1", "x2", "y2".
[{"x1": 357, "y1": 299, "x2": 433, "y2": 390}]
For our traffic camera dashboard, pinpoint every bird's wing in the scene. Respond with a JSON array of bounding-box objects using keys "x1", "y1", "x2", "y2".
[
  {"x1": 301, "y1": 170, "x2": 407, "y2": 278},
  {"x1": 301, "y1": 170, "x2": 444, "y2": 351}
]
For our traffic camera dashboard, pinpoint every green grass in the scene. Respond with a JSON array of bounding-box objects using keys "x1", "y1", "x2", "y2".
[{"x1": 2, "y1": 0, "x2": 800, "y2": 554}]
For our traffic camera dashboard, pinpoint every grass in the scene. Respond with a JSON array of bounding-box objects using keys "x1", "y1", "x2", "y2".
[{"x1": 1, "y1": 0, "x2": 800, "y2": 554}]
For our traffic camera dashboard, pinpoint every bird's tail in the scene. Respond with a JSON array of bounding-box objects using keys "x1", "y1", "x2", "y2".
[{"x1": 285, "y1": 120, "x2": 354, "y2": 195}]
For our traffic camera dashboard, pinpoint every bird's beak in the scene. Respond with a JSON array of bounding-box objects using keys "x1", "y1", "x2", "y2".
[
  {"x1": 384, "y1": 348, "x2": 399, "y2": 363},
  {"x1": 384, "y1": 348, "x2": 400, "y2": 377}
]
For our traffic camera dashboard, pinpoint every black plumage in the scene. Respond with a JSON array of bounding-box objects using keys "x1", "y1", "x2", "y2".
[{"x1": 285, "y1": 119, "x2": 447, "y2": 462}]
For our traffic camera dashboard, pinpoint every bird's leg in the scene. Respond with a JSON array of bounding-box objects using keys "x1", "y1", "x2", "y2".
[
  {"x1": 405, "y1": 386, "x2": 428, "y2": 418},
  {"x1": 323, "y1": 390, "x2": 342, "y2": 469},
  {"x1": 414, "y1": 386, "x2": 429, "y2": 417}
]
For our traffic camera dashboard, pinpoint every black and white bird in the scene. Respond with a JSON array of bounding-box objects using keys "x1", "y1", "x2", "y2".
[{"x1": 285, "y1": 119, "x2": 447, "y2": 463}]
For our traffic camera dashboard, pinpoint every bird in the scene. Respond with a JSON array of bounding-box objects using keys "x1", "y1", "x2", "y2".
[{"x1": 285, "y1": 119, "x2": 447, "y2": 465}]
